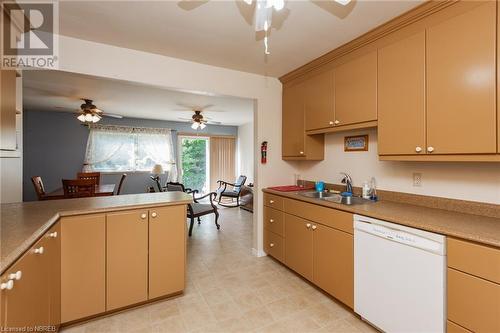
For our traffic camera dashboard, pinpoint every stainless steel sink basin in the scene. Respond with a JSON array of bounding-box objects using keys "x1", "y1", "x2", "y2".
[
  {"x1": 299, "y1": 191, "x2": 339, "y2": 199},
  {"x1": 299, "y1": 191, "x2": 373, "y2": 206}
]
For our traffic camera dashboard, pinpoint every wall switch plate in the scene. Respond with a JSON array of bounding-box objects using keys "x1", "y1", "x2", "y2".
[{"x1": 413, "y1": 173, "x2": 422, "y2": 187}]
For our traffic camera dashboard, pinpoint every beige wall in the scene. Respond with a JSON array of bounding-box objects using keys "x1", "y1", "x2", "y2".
[
  {"x1": 298, "y1": 128, "x2": 500, "y2": 205},
  {"x1": 237, "y1": 122, "x2": 254, "y2": 185},
  {"x1": 57, "y1": 35, "x2": 296, "y2": 255}
]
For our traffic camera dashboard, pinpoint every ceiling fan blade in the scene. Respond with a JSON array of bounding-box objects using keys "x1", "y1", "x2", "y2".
[
  {"x1": 103, "y1": 113, "x2": 123, "y2": 119},
  {"x1": 207, "y1": 121, "x2": 222, "y2": 125},
  {"x1": 178, "y1": 117, "x2": 194, "y2": 121}
]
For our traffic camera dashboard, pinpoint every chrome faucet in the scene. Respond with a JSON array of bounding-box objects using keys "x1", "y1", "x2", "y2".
[{"x1": 340, "y1": 172, "x2": 353, "y2": 194}]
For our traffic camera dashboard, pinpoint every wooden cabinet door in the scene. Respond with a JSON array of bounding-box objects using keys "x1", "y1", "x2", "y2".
[
  {"x1": 313, "y1": 224, "x2": 354, "y2": 308},
  {"x1": 378, "y1": 32, "x2": 426, "y2": 155},
  {"x1": 305, "y1": 70, "x2": 334, "y2": 131},
  {"x1": 45, "y1": 223, "x2": 61, "y2": 327},
  {"x1": 149, "y1": 206, "x2": 186, "y2": 299},
  {"x1": 107, "y1": 210, "x2": 148, "y2": 310},
  {"x1": 284, "y1": 213, "x2": 313, "y2": 281},
  {"x1": 0, "y1": 70, "x2": 17, "y2": 151},
  {"x1": 427, "y1": 2, "x2": 496, "y2": 154},
  {"x1": 61, "y1": 214, "x2": 106, "y2": 323},
  {"x1": 282, "y1": 82, "x2": 306, "y2": 157},
  {"x1": 4, "y1": 238, "x2": 50, "y2": 329},
  {"x1": 334, "y1": 51, "x2": 377, "y2": 126}
]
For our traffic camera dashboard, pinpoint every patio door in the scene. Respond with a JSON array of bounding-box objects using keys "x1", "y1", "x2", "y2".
[{"x1": 178, "y1": 136, "x2": 210, "y2": 194}]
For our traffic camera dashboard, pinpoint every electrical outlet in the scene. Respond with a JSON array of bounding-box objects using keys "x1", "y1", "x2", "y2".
[{"x1": 413, "y1": 173, "x2": 422, "y2": 187}]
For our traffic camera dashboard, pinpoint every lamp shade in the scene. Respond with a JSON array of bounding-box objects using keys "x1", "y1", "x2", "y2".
[{"x1": 151, "y1": 164, "x2": 164, "y2": 175}]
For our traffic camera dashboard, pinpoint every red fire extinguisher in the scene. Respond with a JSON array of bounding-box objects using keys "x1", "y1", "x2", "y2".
[{"x1": 261, "y1": 141, "x2": 268, "y2": 164}]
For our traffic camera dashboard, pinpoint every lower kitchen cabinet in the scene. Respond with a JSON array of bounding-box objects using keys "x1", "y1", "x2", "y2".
[
  {"x1": 313, "y1": 223, "x2": 353, "y2": 308},
  {"x1": 61, "y1": 214, "x2": 106, "y2": 323},
  {"x1": 264, "y1": 229, "x2": 284, "y2": 263},
  {"x1": 2, "y1": 229, "x2": 55, "y2": 329},
  {"x1": 284, "y1": 213, "x2": 313, "y2": 281},
  {"x1": 149, "y1": 205, "x2": 186, "y2": 299},
  {"x1": 107, "y1": 210, "x2": 149, "y2": 310},
  {"x1": 45, "y1": 223, "x2": 61, "y2": 327}
]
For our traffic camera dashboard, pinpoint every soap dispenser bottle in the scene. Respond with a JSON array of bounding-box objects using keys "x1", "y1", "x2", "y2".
[{"x1": 362, "y1": 181, "x2": 371, "y2": 199}]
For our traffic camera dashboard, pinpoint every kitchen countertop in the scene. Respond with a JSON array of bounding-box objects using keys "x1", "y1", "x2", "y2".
[
  {"x1": 263, "y1": 189, "x2": 500, "y2": 248},
  {"x1": 1, "y1": 192, "x2": 192, "y2": 275}
]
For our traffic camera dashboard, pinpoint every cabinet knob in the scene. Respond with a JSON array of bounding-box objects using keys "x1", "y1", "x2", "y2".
[
  {"x1": 415, "y1": 146, "x2": 422, "y2": 153},
  {"x1": 269, "y1": 200, "x2": 274, "y2": 204},
  {"x1": 48, "y1": 231, "x2": 58, "y2": 238},
  {"x1": 329, "y1": 121, "x2": 334, "y2": 126},
  {"x1": 34, "y1": 246, "x2": 44, "y2": 255},
  {"x1": 151, "y1": 212, "x2": 158, "y2": 218},
  {"x1": 269, "y1": 243, "x2": 275, "y2": 248},
  {"x1": 334, "y1": 120, "x2": 340, "y2": 125},
  {"x1": 299, "y1": 151, "x2": 304, "y2": 155},
  {"x1": 311, "y1": 225, "x2": 317, "y2": 231},
  {"x1": 0, "y1": 280, "x2": 14, "y2": 291},
  {"x1": 427, "y1": 146, "x2": 435, "y2": 153},
  {"x1": 269, "y1": 219, "x2": 274, "y2": 223},
  {"x1": 8, "y1": 271, "x2": 22, "y2": 281},
  {"x1": 306, "y1": 223, "x2": 311, "y2": 229},
  {"x1": 141, "y1": 213, "x2": 147, "y2": 219}
]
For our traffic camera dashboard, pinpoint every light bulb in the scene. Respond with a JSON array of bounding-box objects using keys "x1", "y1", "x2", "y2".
[{"x1": 200, "y1": 123, "x2": 206, "y2": 129}]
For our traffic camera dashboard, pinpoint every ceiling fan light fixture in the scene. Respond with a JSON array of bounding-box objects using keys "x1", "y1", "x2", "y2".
[
  {"x1": 199, "y1": 123, "x2": 206, "y2": 129},
  {"x1": 77, "y1": 114, "x2": 86, "y2": 122},
  {"x1": 191, "y1": 122, "x2": 199, "y2": 130},
  {"x1": 334, "y1": 0, "x2": 351, "y2": 6}
]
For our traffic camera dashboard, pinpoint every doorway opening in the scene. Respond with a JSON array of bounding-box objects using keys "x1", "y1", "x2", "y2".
[{"x1": 178, "y1": 135, "x2": 210, "y2": 194}]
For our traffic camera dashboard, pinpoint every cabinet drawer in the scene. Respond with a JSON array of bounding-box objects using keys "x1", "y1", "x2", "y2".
[
  {"x1": 264, "y1": 230, "x2": 284, "y2": 263},
  {"x1": 283, "y1": 198, "x2": 353, "y2": 234},
  {"x1": 447, "y1": 321, "x2": 472, "y2": 333},
  {"x1": 448, "y1": 268, "x2": 500, "y2": 333},
  {"x1": 264, "y1": 207, "x2": 284, "y2": 236},
  {"x1": 263, "y1": 193, "x2": 284, "y2": 211},
  {"x1": 448, "y1": 237, "x2": 500, "y2": 284}
]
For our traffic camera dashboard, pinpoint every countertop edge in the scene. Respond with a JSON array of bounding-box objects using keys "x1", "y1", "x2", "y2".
[
  {"x1": 1, "y1": 198, "x2": 192, "y2": 275},
  {"x1": 262, "y1": 188, "x2": 500, "y2": 248}
]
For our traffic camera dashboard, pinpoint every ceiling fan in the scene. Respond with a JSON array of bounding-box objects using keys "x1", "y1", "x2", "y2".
[
  {"x1": 177, "y1": 105, "x2": 222, "y2": 130},
  {"x1": 75, "y1": 99, "x2": 123, "y2": 124}
]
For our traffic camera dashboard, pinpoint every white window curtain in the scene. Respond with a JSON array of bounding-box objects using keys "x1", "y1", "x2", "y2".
[{"x1": 83, "y1": 125, "x2": 178, "y2": 181}]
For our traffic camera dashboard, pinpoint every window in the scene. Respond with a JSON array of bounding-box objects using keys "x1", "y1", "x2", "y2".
[
  {"x1": 179, "y1": 136, "x2": 209, "y2": 193},
  {"x1": 83, "y1": 125, "x2": 177, "y2": 177}
]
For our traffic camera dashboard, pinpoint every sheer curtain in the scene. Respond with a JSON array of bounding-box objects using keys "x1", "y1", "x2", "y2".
[
  {"x1": 209, "y1": 136, "x2": 236, "y2": 191},
  {"x1": 83, "y1": 125, "x2": 178, "y2": 181}
]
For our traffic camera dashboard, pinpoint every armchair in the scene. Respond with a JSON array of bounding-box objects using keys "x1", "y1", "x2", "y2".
[
  {"x1": 165, "y1": 182, "x2": 220, "y2": 237},
  {"x1": 216, "y1": 175, "x2": 247, "y2": 207}
]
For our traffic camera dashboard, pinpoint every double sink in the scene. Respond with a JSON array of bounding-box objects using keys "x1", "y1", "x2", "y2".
[{"x1": 299, "y1": 191, "x2": 372, "y2": 206}]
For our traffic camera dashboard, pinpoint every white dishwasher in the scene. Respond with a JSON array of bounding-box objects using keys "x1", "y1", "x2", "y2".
[{"x1": 354, "y1": 215, "x2": 446, "y2": 333}]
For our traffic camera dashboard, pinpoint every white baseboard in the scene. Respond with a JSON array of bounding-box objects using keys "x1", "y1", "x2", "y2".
[{"x1": 252, "y1": 248, "x2": 267, "y2": 257}]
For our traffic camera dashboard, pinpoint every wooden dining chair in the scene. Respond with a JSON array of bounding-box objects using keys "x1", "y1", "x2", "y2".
[
  {"x1": 31, "y1": 176, "x2": 47, "y2": 200},
  {"x1": 62, "y1": 179, "x2": 96, "y2": 198},
  {"x1": 77, "y1": 172, "x2": 101, "y2": 185},
  {"x1": 116, "y1": 174, "x2": 127, "y2": 195}
]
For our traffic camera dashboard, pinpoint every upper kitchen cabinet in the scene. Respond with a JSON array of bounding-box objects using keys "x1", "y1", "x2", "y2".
[
  {"x1": 0, "y1": 70, "x2": 17, "y2": 151},
  {"x1": 305, "y1": 69, "x2": 334, "y2": 131},
  {"x1": 282, "y1": 81, "x2": 324, "y2": 160},
  {"x1": 334, "y1": 51, "x2": 377, "y2": 127},
  {"x1": 378, "y1": 32, "x2": 426, "y2": 155},
  {"x1": 426, "y1": 1, "x2": 496, "y2": 155}
]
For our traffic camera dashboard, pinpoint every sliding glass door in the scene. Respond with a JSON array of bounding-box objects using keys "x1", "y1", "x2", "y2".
[{"x1": 179, "y1": 136, "x2": 210, "y2": 194}]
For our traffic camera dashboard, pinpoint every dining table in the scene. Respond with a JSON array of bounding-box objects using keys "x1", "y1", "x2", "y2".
[{"x1": 47, "y1": 184, "x2": 116, "y2": 198}]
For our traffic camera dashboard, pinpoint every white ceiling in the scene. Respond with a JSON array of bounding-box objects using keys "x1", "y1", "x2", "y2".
[
  {"x1": 59, "y1": 0, "x2": 423, "y2": 77},
  {"x1": 23, "y1": 70, "x2": 254, "y2": 125}
]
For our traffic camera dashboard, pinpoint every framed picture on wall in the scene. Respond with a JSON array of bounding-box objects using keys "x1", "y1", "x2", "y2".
[{"x1": 344, "y1": 135, "x2": 368, "y2": 152}]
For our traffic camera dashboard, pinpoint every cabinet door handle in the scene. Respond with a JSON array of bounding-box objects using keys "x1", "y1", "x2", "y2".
[
  {"x1": 0, "y1": 280, "x2": 14, "y2": 291},
  {"x1": 151, "y1": 212, "x2": 158, "y2": 218},
  {"x1": 34, "y1": 246, "x2": 44, "y2": 255},
  {"x1": 8, "y1": 271, "x2": 22, "y2": 281},
  {"x1": 269, "y1": 243, "x2": 275, "y2": 248},
  {"x1": 427, "y1": 146, "x2": 434, "y2": 153},
  {"x1": 269, "y1": 200, "x2": 274, "y2": 204},
  {"x1": 140, "y1": 213, "x2": 147, "y2": 219},
  {"x1": 306, "y1": 223, "x2": 311, "y2": 229},
  {"x1": 311, "y1": 225, "x2": 317, "y2": 231},
  {"x1": 329, "y1": 121, "x2": 334, "y2": 126},
  {"x1": 269, "y1": 219, "x2": 274, "y2": 223},
  {"x1": 48, "y1": 231, "x2": 58, "y2": 238},
  {"x1": 415, "y1": 146, "x2": 422, "y2": 153},
  {"x1": 334, "y1": 120, "x2": 340, "y2": 125},
  {"x1": 299, "y1": 151, "x2": 304, "y2": 155}
]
